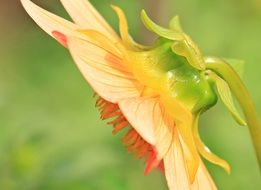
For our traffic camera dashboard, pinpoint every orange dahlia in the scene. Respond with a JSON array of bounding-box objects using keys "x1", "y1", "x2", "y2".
[{"x1": 21, "y1": 0, "x2": 261, "y2": 189}]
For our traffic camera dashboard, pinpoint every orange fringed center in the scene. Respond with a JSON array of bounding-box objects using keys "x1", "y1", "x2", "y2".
[{"x1": 95, "y1": 95, "x2": 164, "y2": 174}]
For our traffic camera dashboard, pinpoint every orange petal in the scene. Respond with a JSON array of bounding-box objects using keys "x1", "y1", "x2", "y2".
[
  {"x1": 52, "y1": 31, "x2": 68, "y2": 47},
  {"x1": 193, "y1": 119, "x2": 231, "y2": 173},
  {"x1": 111, "y1": 5, "x2": 147, "y2": 50},
  {"x1": 178, "y1": 122, "x2": 200, "y2": 183},
  {"x1": 67, "y1": 36, "x2": 142, "y2": 103},
  {"x1": 21, "y1": 0, "x2": 86, "y2": 41},
  {"x1": 118, "y1": 97, "x2": 157, "y2": 145},
  {"x1": 111, "y1": 6, "x2": 129, "y2": 43},
  {"x1": 144, "y1": 149, "x2": 161, "y2": 175},
  {"x1": 60, "y1": 0, "x2": 118, "y2": 41}
]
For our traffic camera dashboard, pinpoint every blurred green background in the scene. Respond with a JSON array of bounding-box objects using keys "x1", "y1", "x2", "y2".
[{"x1": 0, "y1": 0, "x2": 261, "y2": 189}]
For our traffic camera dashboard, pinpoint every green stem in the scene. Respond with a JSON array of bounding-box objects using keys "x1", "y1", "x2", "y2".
[{"x1": 205, "y1": 57, "x2": 261, "y2": 170}]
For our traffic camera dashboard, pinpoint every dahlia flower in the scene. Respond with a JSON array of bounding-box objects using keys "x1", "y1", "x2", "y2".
[{"x1": 21, "y1": 0, "x2": 261, "y2": 189}]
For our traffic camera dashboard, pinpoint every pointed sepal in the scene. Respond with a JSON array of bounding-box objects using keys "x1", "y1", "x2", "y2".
[
  {"x1": 140, "y1": 10, "x2": 183, "y2": 41},
  {"x1": 210, "y1": 72, "x2": 247, "y2": 126},
  {"x1": 169, "y1": 16, "x2": 183, "y2": 32}
]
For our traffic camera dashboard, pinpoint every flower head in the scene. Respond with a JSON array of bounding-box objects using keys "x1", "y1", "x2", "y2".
[{"x1": 21, "y1": 0, "x2": 254, "y2": 189}]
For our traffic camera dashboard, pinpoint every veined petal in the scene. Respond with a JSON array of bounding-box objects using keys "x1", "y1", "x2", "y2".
[
  {"x1": 178, "y1": 123, "x2": 201, "y2": 183},
  {"x1": 119, "y1": 96, "x2": 201, "y2": 184},
  {"x1": 161, "y1": 97, "x2": 200, "y2": 182},
  {"x1": 162, "y1": 95, "x2": 200, "y2": 182},
  {"x1": 164, "y1": 131, "x2": 217, "y2": 190},
  {"x1": 79, "y1": 29, "x2": 122, "y2": 57},
  {"x1": 67, "y1": 36, "x2": 142, "y2": 103},
  {"x1": 164, "y1": 132, "x2": 190, "y2": 190},
  {"x1": 153, "y1": 102, "x2": 175, "y2": 159},
  {"x1": 118, "y1": 97, "x2": 158, "y2": 145},
  {"x1": 21, "y1": 0, "x2": 86, "y2": 42},
  {"x1": 191, "y1": 162, "x2": 217, "y2": 190},
  {"x1": 60, "y1": 0, "x2": 118, "y2": 41}
]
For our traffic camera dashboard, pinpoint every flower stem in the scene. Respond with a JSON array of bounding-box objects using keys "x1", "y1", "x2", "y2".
[{"x1": 205, "y1": 57, "x2": 261, "y2": 170}]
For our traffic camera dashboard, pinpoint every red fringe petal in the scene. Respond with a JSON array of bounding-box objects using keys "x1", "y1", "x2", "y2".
[{"x1": 95, "y1": 95, "x2": 162, "y2": 174}]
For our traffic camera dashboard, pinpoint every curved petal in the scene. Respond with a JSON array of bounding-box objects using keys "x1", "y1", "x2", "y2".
[
  {"x1": 21, "y1": 0, "x2": 86, "y2": 41},
  {"x1": 60, "y1": 0, "x2": 118, "y2": 41},
  {"x1": 140, "y1": 10, "x2": 183, "y2": 41},
  {"x1": 118, "y1": 97, "x2": 157, "y2": 145},
  {"x1": 193, "y1": 115, "x2": 231, "y2": 173},
  {"x1": 67, "y1": 36, "x2": 142, "y2": 103},
  {"x1": 111, "y1": 5, "x2": 129, "y2": 43},
  {"x1": 111, "y1": 5, "x2": 148, "y2": 50}
]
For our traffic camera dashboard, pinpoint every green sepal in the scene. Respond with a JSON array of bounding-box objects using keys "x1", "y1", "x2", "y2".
[
  {"x1": 223, "y1": 58, "x2": 245, "y2": 78},
  {"x1": 210, "y1": 72, "x2": 247, "y2": 126},
  {"x1": 169, "y1": 16, "x2": 183, "y2": 32},
  {"x1": 171, "y1": 39, "x2": 206, "y2": 70},
  {"x1": 140, "y1": 10, "x2": 183, "y2": 41}
]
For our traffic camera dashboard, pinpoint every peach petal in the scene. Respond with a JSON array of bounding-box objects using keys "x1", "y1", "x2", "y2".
[
  {"x1": 60, "y1": 0, "x2": 118, "y2": 41},
  {"x1": 164, "y1": 131, "x2": 217, "y2": 190},
  {"x1": 67, "y1": 36, "x2": 141, "y2": 103},
  {"x1": 21, "y1": 0, "x2": 86, "y2": 41},
  {"x1": 118, "y1": 97, "x2": 158, "y2": 145}
]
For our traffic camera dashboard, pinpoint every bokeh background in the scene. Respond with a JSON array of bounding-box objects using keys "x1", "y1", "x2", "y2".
[{"x1": 0, "y1": 0, "x2": 261, "y2": 189}]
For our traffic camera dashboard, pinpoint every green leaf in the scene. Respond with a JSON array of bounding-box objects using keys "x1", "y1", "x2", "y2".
[
  {"x1": 223, "y1": 58, "x2": 245, "y2": 78},
  {"x1": 140, "y1": 10, "x2": 183, "y2": 41},
  {"x1": 211, "y1": 72, "x2": 247, "y2": 126}
]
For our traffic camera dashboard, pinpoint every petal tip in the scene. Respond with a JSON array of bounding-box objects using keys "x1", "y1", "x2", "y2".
[
  {"x1": 52, "y1": 31, "x2": 68, "y2": 48},
  {"x1": 110, "y1": 4, "x2": 118, "y2": 10}
]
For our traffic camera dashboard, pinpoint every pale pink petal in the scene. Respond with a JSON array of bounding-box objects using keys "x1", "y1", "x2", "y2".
[
  {"x1": 191, "y1": 162, "x2": 217, "y2": 190},
  {"x1": 60, "y1": 0, "x2": 118, "y2": 41},
  {"x1": 119, "y1": 98, "x2": 175, "y2": 160},
  {"x1": 67, "y1": 36, "x2": 142, "y2": 103},
  {"x1": 164, "y1": 132, "x2": 217, "y2": 190},
  {"x1": 153, "y1": 102, "x2": 175, "y2": 159},
  {"x1": 21, "y1": 0, "x2": 86, "y2": 41},
  {"x1": 118, "y1": 97, "x2": 157, "y2": 145},
  {"x1": 164, "y1": 132, "x2": 190, "y2": 190}
]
